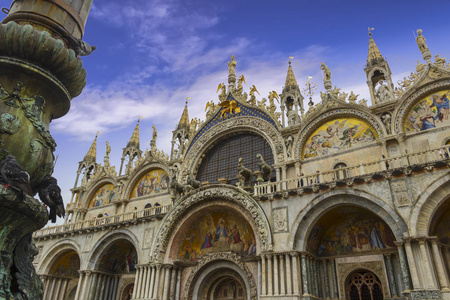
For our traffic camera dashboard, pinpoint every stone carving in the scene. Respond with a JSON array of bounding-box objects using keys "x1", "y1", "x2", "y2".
[
  {"x1": 151, "y1": 186, "x2": 273, "y2": 261},
  {"x1": 217, "y1": 83, "x2": 227, "y2": 102},
  {"x1": 435, "y1": 55, "x2": 446, "y2": 68},
  {"x1": 228, "y1": 55, "x2": 237, "y2": 78},
  {"x1": 143, "y1": 227, "x2": 155, "y2": 249},
  {"x1": 248, "y1": 85, "x2": 259, "y2": 106},
  {"x1": 256, "y1": 153, "x2": 272, "y2": 182},
  {"x1": 348, "y1": 91, "x2": 359, "y2": 104},
  {"x1": 285, "y1": 135, "x2": 293, "y2": 158},
  {"x1": 237, "y1": 157, "x2": 253, "y2": 188},
  {"x1": 321, "y1": 62, "x2": 331, "y2": 81},
  {"x1": 376, "y1": 81, "x2": 390, "y2": 103},
  {"x1": 416, "y1": 29, "x2": 430, "y2": 60},
  {"x1": 205, "y1": 100, "x2": 216, "y2": 120},
  {"x1": 184, "y1": 252, "x2": 257, "y2": 300},
  {"x1": 273, "y1": 207, "x2": 288, "y2": 233},
  {"x1": 381, "y1": 112, "x2": 392, "y2": 134},
  {"x1": 331, "y1": 86, "x2": 340, "y2": 98},
  {"x1": 170, "y1": 168, "x2": 185, "y2": 200},
  {"x1": 237, "y1": 75, "x2": 246, "y2": 94},
  {"x1": 391, "y1": 179, "x2": 410, "y2": 207}
]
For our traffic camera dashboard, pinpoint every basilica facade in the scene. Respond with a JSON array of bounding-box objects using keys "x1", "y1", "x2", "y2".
[{"x1": 33, "y1": 31, "x2": 450, "y2": 300}]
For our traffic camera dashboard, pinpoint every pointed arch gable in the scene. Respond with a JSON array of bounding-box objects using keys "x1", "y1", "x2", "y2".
[
  {"x1": 122, "y1": 162, "x2": 171, "y2": 200},
  {"x1": 150, "y1": 185, "x2": 273, "y2": 262},
  {"x1": 81, "y1": 177, "x2": 118, "y2": 209},
  {"x1": 287, "y1": 189, "x2": 407, "y2": 252},
  {"x1": 294, "y1": 108, "x2": 384, "y2": 159},
  {"x1": 410, "y1": 171, "x2": 450, "y2": 236}
]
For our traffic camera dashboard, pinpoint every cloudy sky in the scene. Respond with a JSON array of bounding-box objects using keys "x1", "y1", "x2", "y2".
[{"x1": 16, "y1": 0, "x2": 449, "y2": 223}]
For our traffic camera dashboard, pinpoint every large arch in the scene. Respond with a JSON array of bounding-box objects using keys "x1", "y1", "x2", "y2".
[
  {"x1": 287, "y1": 189, "x2": 408, "y2": 251},
  {"x1": 184, "y1": 252, "x2": 257, "y2": 300},
  {"x1": 183, "y1": 116, "x2": 285, "y2": 177},
  {"x1": 122, "y1": 162, "x2": 171, "y2": 200},
  {"x1": 151, "y1": 185, "x2": 273, "y2": 262},
  {"x1": 80, "y1": 177, "x2": 119, "y2": 209},
  {"x1": 37, "y1": 239, "x2": 82, "y2": 275},
  {"x1": 85, "y1": 229, "x2": 141, "y2": 270},
  {"x1": 410, "y1": 171, "x2": 450, "y2": 236}
]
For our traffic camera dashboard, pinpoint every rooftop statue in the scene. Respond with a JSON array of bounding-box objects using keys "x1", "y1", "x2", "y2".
[
  {"x1": 416, "y1": 29, "x2": 428, "y2": 53},
  {"x1": 228, "y1": 55, "x2": 237, "y2": 77},
  {"x1": 320, "y1": 62, "x2": 331, "y2": 81}
]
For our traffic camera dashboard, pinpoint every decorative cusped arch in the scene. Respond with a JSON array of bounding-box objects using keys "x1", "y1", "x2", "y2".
[
  {"x1": 287, "y1": 189, "x2": 407, "y2": 251},
  {"x1": 393, "y1": 78, "x2": 450, "y2": 135},
  {"x1": 37, "y1": 239, "x2": 82, "y2": 275},
  {"x1": 184, "y1": 252, "x2": 257, "y2": 300},
  {"x1": 82, "y1": 177, "x2": 119, "y2": 209},
  {"x1": 183, "y1": 116, "x2": 285, "y2": 175},
  {"x1": 85, "y1": 229, "x2": 141, "y2": 270},
  {"x1": 122, "y1": 162, "x2": 171, "y2": 199},
  {"x1": 294, "y1": 108, "x2": 384, "y2": 159},
  {"x1": 151, "y1": 185, "x2": 273, "y2": 261},
  {"x1": 409, "y1": 172, "x2": 450, "y2": 236}
]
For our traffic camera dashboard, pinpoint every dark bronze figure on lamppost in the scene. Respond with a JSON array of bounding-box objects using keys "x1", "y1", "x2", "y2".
[{"x1": 0, "y1": 0, "x2": 94, "y2": 298}]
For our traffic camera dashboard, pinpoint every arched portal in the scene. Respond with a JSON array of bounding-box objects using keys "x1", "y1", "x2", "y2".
[
  {"x1": 43, "y1": 250, "x2": 80, "y2": 300},
  {"x1": 346, "y1": 270, "x2": 384, "y2": 300}
]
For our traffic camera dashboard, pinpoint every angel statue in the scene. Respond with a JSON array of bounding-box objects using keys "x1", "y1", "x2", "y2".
[
  {"x1": 416, "y1": 29, "x2": 428, "y2": 53},
  {"x1": 205, "y1": 100, "x2": 216, "y2": 119},
  {"x1": 267, "y1": 91, "x2": 279, "y2": 114},
  {"x1": 248, "y1": 85, "x2": 259, "y2": 106},
  {"x1": 217, "y1": 83, "x2": 227, "y2": 102},
  {"x1": 320, "y1": 62, "x2": 331, "y2": 81},
  {"x1": 228, "y1": 55, "x2": 237, "y2": 77},
  {"x1": 237, "y1": 75, "x2": 246, "y2": 92}
]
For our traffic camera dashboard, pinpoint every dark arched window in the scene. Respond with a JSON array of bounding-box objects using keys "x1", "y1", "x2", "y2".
[
  {"x1": 334, "y1": 162, "x2": 348, "y2": 180},
  {"x1": 347, "y1": 271, "x2": 383, "y2": 300},
  {"x1": 196, "y1": 133, "x2": 274, "y2": 186}
]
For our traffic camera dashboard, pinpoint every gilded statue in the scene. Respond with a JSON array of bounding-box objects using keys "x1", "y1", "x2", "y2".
[
  {"x1": 416, "y1": 29, "x2": 428, "y2": 53},
  {"x1": 228, "y1": 55, "x2": 237, "y2": 77},
  {"x1": 248, "y1": 85, "x2": 259, "y2": 105},
  {"x1": 205, "y1": 100, "x2": 216, "y2": 119},
  {"x1": 237, "y1": 75, "x2": 246, "y2": 92},
  {"x1": 267, "y1": 91, "x2": 279, "y2": 114},
  {"x1": 320, "y1": 62, "x2": 331, "y2": 81},
  {"x1": 216, "y1": 83, "x2": 227, "y2": 102}
]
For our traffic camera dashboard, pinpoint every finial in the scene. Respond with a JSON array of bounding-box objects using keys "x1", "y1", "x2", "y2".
[
  {"x1": 186, "y1": 97, "x2": 190, "y2": 105},
  {"x1": 289, "y1": 56, "x2": 294, "y2": 65},
  {"x1": 368, "y1": 27, "x2": 374, "y2": 36},
  {"x1": 95, "y1": 131, "x2": 100, "y2": 138}
]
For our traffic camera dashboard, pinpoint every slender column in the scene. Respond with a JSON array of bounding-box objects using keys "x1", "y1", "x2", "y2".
[
  {"x1": 47, "y1": 277, "x2": 56, "y2": 300},
  {"x1": 133, "y1": 266, "x2": 141, "y2": 299},
  {"x1": 103, "y1": 276, "x2": 111, "y2": 300},
  {"x1": 280, "y1": 254, "x2": 286, "y2": 295},
  {"x1": 149, "y1": 266, "x2": 156, "y2": 298},
  {"x1": 275, "y1": 167, "x2": 281, "y2": 182},
  {"x1": 384, "y1": 254, "x2": 398, "y2": 297},
  {"x1": 75, "y1": 273, "x2": 85, "y2": 300},
  {"x1": 281, "y1": 105, "x2": 285, "y2": 127},
  {"x1": 331, "y1": 260, "x2": 339, "y2": 299},
  {"x1": 274, "y1": 254, "x2": 279, "y2": 295},
  {"x1": 98, "y1": 274, "x2": 108, "y2": 300},
  {"x1": 54, "y1": 278, "x2": 62, "y2": 300},
  {"x1": 92, "y1": 273, "x2": 101, "y2": 300},
  {"x1": 43, "y1": 275, "x2": 50, "y2": 300},
  {"x1": 301, "y1": 255, "x2": 309, "y2": 295},
  {"x1": 430, "y1": 238, "x2": 450, "y2": 290},
  {"x1": 261, "y1": 255, "x2": 267, "y2": 296},
  {"x1": 267, "y1": 254, "x2": 273, "y2": 296},
  {"x1": 60, "y1": 278, "x2": 69, "y2": 300},
  {"x1": 313, "y1": 259, "x2": 319, "y2": 296},
  {"x1": 141, "y1": 265, "x2": 149, "y2": 299},
  {"x1": 111, "y1": 276, "x2": 119, "y2": 300},
  {"x1": 88, "y1": 272, "x2": 98, "y2": 300},
  {"x1": 175, "y1": 267, "x2": 182, "y2": 300},
  {"x1": 291, "y1": 252, "x2": 300, "y2": 295},
  {"x1": 145, "y1": 266, "x2": 154, "y2": 299},
  {"x1": 286, "y1": 253, "x2": 292, "y2": 295},
  {"x1": 169, "y1": 267, "x2": 178, "y2": 300},
  {"x1": 323, "y1": 259, "x2": 330, "y2": 299},
  {"x1": 80, "y1": 271, "x2": 91, "y2": 300},
  {"x1": 152, "y1": 265, "x2": 162, "y2": 299},
  {"x1": 419, "y1": 239, "x2": 436, "y2": 289},
  {"x1": 162, "y1": 266, "x2": 172, "y2": 300},
  {"x1": 395, "y1": 242, "x2": 412, "y2": 292},
  {"x1": 307, "y1": 257, "x2": 313, "y2": 296}
]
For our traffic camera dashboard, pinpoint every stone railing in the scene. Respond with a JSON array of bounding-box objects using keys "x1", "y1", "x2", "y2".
[
  {"x1": 33, "y1": 205, "x2": 171, "y2": 238},
  {"x1": 254, "y1": 145, "x2": 450, "y2": 196}
]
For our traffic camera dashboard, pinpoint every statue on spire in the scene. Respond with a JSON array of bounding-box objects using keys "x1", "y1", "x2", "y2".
[
  {"x1": 320, "y1": 62, "x2": 332, "y2": 90},
  {"x1": 416, "y1": 29, "x2": 431, "y2": 61},
  {"x1": 228, "y1": 55, "x2": 237, "y2": 88},
  {"x1": 151, "y1": 125, "x2": 157, "y2": 150}
]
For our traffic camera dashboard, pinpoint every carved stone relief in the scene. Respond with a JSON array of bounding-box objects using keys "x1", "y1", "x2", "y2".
[
  {"x1": 391, "y1": 178, "x2": 411, "y2": 207},
  {"x1": 143, "y1": 228, "x2": 154, "y2": 249},
  {"x1": 273, "y1": 207, "x2": 288, "y2": 233}
]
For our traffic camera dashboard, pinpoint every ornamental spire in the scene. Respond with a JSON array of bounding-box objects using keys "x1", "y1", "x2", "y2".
[
  {"x1": 367, "y1": 29, "x2": 384, "y2": 66},
  {"x1": 177, "y1": 98, "x2": 190, "y2": 130},
  {"x1": 127, "y1": 118, "x2": 140, "y2": 149},
  {"x1": 284, "y1": 57, "x2": 299, "y2": 91},
  {"x1": 83, "y1": 132, "x2": 98, "y2": 163}
]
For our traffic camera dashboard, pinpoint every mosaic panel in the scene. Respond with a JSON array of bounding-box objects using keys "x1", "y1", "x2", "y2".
[
  {"x1": 99, "y1": 240, "x2": 137, "y2": 274},
  {"x1": 50, "y1": 251, "x2": 80, "y2": 277},
  {"x1": 302, "y1": 117, "x2": 378, "y2": 159},
  {"x1": 88, "y1": 183, "x2": 117, "y2": 208},
  {"x1": 178, "y1": 210, "x2": 256, "y2": 261},
  {"x1": 404, "y1": 90, "x2": 450, "y2": 132},
  {"x1": 130, "y1": 169, "x2": 169, "y2": 198}
]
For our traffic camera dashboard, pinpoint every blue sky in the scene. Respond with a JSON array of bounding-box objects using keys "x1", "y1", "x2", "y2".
[{"x1": 16, "y1": 0, "x2": 449, "y2": 224}]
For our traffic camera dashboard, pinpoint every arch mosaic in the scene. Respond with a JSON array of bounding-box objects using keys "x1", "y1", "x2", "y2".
[
  {"x1": 49, "y1": 251, "x2": 80, "y2": 277},
  {"x1": 88, "y1": 182, "x2": 117, "y2": 208},
  {"x1": 184, "y1": 252, "x2": 257, "y2": 300},
  {"x1": 82, "y1": 178, "x2": 118, "y2": 209},
  {"x1": 287, "y1": 190, "x2": 407, "y2": 251},
  {"x1": 37, "y1": 240, "x2": 82, "y2": 274},
  {"x1": 151, "y1": 185, "x2": 273, "y2": 261},
  {"x1": 410, "y1": 172, "x2": 450, "y2": 236},
  {"x1": 295, "y1": 109, "x2": 384, "y2": 159},
  {"x1": 85, "y1": 230, "x2": 140, "y2": 270},
  {"x1": 123, "y1": 163, "x2": 171, "y2": 200},
  {"x1": 394, "y1": 79, "x2": 450, "y2": 134},
  {"x1": 183, "y1": 116, "x2": 285, "y2": 176}
]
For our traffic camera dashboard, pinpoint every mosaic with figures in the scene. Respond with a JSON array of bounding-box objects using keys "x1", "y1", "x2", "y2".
[
  {"x1": 89, "y1": 183, "x2": 117, "y2": 207},
  {"x1": 307, "y1": 207, "x2": 395, "y2": 257},
  {"x1": 130, "y1": 169, "x2": 169, "y2": 198},
  {"x1": 404, "y1": 90, "x2": 450, "y2": 132},
  {"x1": 99, "y1": 240, "x2": 137, "y2": 274},
  {"x1": 178, "y1": 211, "x2": 256, "y2": 261},
  {"x1": 50, "y1": 252, "x2": 80, "y2": 277},
  {"x1": 302, "y1": 117, "x2": 378, "y2": 158}
]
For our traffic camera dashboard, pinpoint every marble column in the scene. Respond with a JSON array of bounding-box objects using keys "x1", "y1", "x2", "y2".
[
  {"x1": 281, "y1": 166, "x2": 287, "y2": 190},
  {"x1": 169, "y1": 267, "x2": 178, "y2": 299},
  {"x1": 384, "y1": 254, "x2": 398, "y2": 297},
  {"x1": 162, "y1": 266, "x2": 172, "y2": 300},
  {"x1": 324, "y1": 260, "x2": 330, "y2": 299},
  {"x1": 152, "y1": 265, "x2": 162, "y2": 299},
  {"x1": 261, "y1": 255, "x2": 267, "y2": 296},
  {"x1": 111, "y1": 275, "x2": 119, "y2": 300},
  {"x1": 88, "y1": 272, "x2": 98, "y2": 300},
  {"x1": 133, "y1": 266, "x2": 141, "y2": 299},
  {"x1": 274, "y1": 254, "x2": 279, "y2": 295},
  {"x1": 103, "y1": 276, "x2": 111, "y2": 300},
  {"x1": 313, "y1": 259, "x2": 319, "y2": 296},
  {"x1": 301, "y1": 255, "x2": 309, "y2": 295},
  {"x1": 419, "y1": 239, "x2": 436, "y2": 289},
  {"x1": 92, "y1": 273, "x2": 101, "y2": 300},
  {"x1": 430, "y1": 238, "x2": 450, "y2": 290},
  {"x1": 145, "y1": 266, "x2": 154, "y2": 299},
  {"x1": 149, "y1": 265, "x2": 156, "y2": 298},
  {"x1": 395, "y1": 242, "x2": 412, "y2": 292},
  {"x1": 291, "y1": 252, "x2": 300, "y2": 295},
  {"x1": 280, "y1": 254, "x2": 286, "y2": 295},
  {"x1": 80, "y1": 271, "x2": 91, "y2": 300},
  {"x1": 286, "y1": 253, "x2": 292, "y2": 295},
  {"x1": 99, "y1": 274, "x2": 109, "y2": 300},
  {"x1": 331, "y1": 260, "x2": 339, "y2": 299},
  {"x1": 47, "y1": 277, "x2": 56, "y2": 300},
  {"x1": 267, "y1": 254, "x2": 273, "y2": 296},
  {"x1": 141, "y1": 266, "x2": 149, "y2": 299},
  {"x1": 175, "y1": 267, "x2": 182, "y2": 300}
]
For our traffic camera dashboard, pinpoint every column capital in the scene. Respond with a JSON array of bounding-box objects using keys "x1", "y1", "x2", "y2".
[
  {"x1": 417, "y1": 237, "x2": 428, "y2": 245},
  {"x1": 394, "y1": 241, "x2": 404, "y2": 247},
  {"x1": 266, "y1": 253, "x2": 273, "y2": 259},
  {"x1": 429, "y1": 236, "x2": 440, "y2": 244},
  {"x1": 280, "y1": 254, "x2": 285, "y2": 261},
  {"x1": 164, "y1": 265, "x2": 173, "y2": 270},
  {"x1": 290, "y1": 251, "x2": 299, "y2": 257}
]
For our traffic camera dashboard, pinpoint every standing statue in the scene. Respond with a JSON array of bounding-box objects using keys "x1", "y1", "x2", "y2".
[
  {"x1": 106, "y1": 141, "x2": 111, "y2": 157},
  {"x1": 377, "y1": 81, "x2": 391, "y2": 103},
  {"x1": 152, "y1": 125, "x2": 158, "y2": 141},
  {"x1": 256, "y1": 153, "x2": 272, "y2": 182},
  {"x1": 416, "y1": 29, "x2": 428, "y2": 53},
  {"x1": 217, "y1": 83, "x2": 227, "y2": 102},
  {"x1": 248, "y1": 85, "x2": 259, "y2": 106},
  {"x1": 228, "y1": 55, "x2": 237, "y2": 77},
  {"x1": 320, "y1": 62, "x2": 331, "y2": 81},
  {"x1": 348, "y1": 91, "x2": 359, "y2": 104},
  {"x1": 205, "y1": 100, "x2": 216, "y2": 119},
  {"x1": 237, "y1": 75, "x2": 246, "y2": 92}
]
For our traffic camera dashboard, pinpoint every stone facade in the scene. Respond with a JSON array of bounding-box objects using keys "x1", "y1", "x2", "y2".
[{"x1": 33, "y1": 35, "x2": 450, "y2": 300}]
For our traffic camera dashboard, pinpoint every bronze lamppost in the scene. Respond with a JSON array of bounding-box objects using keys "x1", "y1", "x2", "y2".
[{"x1": 0, "y1": 0, "x2": 94, "y2": 298}]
